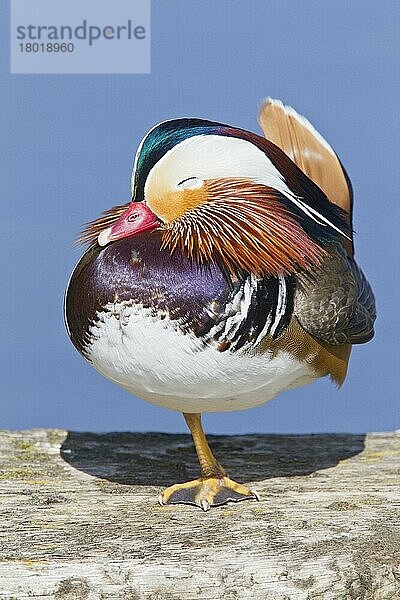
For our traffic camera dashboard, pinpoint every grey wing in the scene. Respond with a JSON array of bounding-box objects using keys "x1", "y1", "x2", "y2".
[{"x1": 294, "y1": 247, "x2": 376, "y2": 345}]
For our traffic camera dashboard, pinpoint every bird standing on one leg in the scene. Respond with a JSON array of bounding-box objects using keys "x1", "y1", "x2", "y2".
[{"x1": 65, "y1": 99, "x2": 376, "y2": 511}]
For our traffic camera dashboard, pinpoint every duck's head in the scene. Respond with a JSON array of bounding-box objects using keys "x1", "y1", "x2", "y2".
[{"x1": 81, "y1": 118, "x2": 350, "y2": 278}]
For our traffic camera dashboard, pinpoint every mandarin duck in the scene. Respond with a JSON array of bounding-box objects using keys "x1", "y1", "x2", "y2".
[{"x1": 65, "y1": 99, "x2": 376, "y2": 511}]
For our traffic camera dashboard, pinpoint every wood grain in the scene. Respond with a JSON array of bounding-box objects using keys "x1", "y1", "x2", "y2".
[{"x1": 0, "y1": 429, "x2": 399, "y2": 599}]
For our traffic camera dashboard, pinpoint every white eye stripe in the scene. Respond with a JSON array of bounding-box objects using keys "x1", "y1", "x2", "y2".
[
  {"x1": 146, "y1": 134, "x2": 294, "y2": 198},
  {"x1": 177, "y1": 176, "x2": 204, "y2": 190}
]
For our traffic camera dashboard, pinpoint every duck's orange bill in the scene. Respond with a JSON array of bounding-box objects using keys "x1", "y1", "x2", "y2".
[{"x1": 98, "y1": 202, "x2": 159, "y2": 246}]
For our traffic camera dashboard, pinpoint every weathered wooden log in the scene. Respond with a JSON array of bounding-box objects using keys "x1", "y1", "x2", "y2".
[{"x1": 0, "y1": 429, "x2": 399, "y2": 599}]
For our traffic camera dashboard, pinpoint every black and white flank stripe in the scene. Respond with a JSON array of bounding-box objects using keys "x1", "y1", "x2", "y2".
[{"x1": 206, "y1": 274, "x2": 295, "y2": 352}]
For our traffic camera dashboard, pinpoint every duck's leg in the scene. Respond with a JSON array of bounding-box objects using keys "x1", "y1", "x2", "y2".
[{"x1": 159, "y1": 413, "x2": 258, "y2": 511}]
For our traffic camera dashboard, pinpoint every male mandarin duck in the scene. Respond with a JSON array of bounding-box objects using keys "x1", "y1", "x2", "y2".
[{"x1": 65, "y1": 99, "x2": 376, "y2": 511}]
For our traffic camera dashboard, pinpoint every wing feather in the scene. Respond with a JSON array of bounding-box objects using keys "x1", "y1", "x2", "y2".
[
  {"x1": 294, "y1": 247, "x2": 376, "y2": 345},
  {"x1": 258, "y1": 98, "x2": 354, "y2": 255}
]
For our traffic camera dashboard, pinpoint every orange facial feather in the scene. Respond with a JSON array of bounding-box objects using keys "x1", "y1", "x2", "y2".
[{"x1": 161, "y1": 178, "x2": 327, "y2": 277}]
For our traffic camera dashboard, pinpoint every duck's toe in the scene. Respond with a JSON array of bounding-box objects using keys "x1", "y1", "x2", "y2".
[{"x1": 159, "y1": 476, "x2": 259, "y2": 511}]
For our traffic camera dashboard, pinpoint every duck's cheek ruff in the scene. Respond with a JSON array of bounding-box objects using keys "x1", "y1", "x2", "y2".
[{"x1": 161, "y1": 179, "x2": 328, "y2": 278}]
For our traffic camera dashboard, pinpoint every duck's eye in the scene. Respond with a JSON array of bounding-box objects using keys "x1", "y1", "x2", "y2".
[
  {"x1": 127, "y1": 212, "x2": 140, "y2": 222},
  {"x1": 177, "y1": 176, "x2": 204, "y2": 190}
]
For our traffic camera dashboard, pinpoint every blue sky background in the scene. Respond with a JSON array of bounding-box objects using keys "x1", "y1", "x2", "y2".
[{"x1": 1, "y1": 1, "x2": 399, "y2": 434}]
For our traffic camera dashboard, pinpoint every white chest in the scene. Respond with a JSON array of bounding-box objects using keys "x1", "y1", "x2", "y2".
[{"x1": 86, "y1": 302, "x2": 317, "y2": 413}]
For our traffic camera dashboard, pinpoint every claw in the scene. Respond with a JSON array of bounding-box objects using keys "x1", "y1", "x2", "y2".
[
  {"x1": 158, "y1": 494, "x2": 164, "y2": 506},
  {"x1": 200, "y1": 499, "x2": 210, "y2": 512}
]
